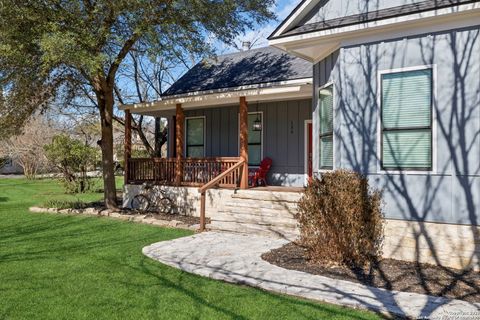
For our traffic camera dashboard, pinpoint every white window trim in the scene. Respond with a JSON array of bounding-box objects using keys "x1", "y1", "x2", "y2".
[
  {"x1": 304, "y1": 119, "x2": 312, "y2": 186},
  {"x1": 318, "y1": 81, "x2": 335, "y2": 173},
  {"x1": 376, "y1": 64, "x2": 438, "y2": 175},
  {"x1": 238, "y1": 111, "x2": 264, "y2": 168},
  {"x1": 184, "y1": 116, "x2": 206, "y2": 158}
]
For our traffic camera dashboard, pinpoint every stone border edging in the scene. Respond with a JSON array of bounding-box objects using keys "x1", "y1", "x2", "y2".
[{"x1": 29, "y1": 206, "x2": 197, "y2": 230}]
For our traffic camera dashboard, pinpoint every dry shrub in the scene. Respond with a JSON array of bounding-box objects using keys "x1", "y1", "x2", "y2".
[{"x1": 297, "y1": 170, "x2": 384, "y2": 267}]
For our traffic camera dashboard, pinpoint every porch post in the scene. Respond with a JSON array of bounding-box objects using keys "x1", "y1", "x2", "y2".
[
  {"x1": 175, "y1": 103, "x2": 184, "y2": 185},
  {"x1": 239, "y1": 97, "x2": 249, "y2": 189},
  {"x1": 124, "y1": 109, "x2": 132, "y2": 185}
]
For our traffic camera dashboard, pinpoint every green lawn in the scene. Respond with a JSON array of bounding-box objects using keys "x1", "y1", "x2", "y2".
[{"x1": 0, "y1": 178, "x2": 381, "y2": 320}]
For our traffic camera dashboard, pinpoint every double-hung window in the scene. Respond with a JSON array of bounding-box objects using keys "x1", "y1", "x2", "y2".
[
  {"x1": 319, "y1": 85, "x2": 334, "y2": 169},
  {"x1": 185, "y1": 117, "x2": 205, "y2": 158},
  {"x1": 381, "y1": 68, "x2": 433, "y2": 170},
  {"x1": 248, "y1": 112, "x2": 262, "y2": 166}
]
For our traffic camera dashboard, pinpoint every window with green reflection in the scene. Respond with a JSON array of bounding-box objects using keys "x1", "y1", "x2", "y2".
[
  {"x1": 381, "y1": 69, "x2": 432, "y2": 170},
  {"x1": 248, "y1": 113, "x2": 262, "y2": 166},
  {"x1": 186, "y1": 117, "x2": 205, "y2": 158},
  {"x1": 319, "y1": 85, "x2": 333, "y2": 169}
]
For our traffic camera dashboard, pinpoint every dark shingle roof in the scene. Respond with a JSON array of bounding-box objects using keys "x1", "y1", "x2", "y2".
[
  {"x1": 270, "y1": 0, "x2": 478, "y2": 40},
  {"x1": 162, "y1": 47, "x2": 311, "y2": 97}
]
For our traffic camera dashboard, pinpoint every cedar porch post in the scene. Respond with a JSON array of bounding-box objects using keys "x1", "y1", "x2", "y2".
[
  {"x1": 175, "y1": 104, "x2": 184, "y2": 185},
  {"x1": 239, "y1": 97, "x2": 249, "y2": 189},
  {"x1": 124, "y1": 109, "x2": 132, "y2": 184}
]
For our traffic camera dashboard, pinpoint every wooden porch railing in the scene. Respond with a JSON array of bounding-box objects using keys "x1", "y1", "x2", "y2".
[
  {"x1": 127, "y1": 156, "x2": 246, "y2": 231},
  {"x1": 198, "y1": 159, "x2": 246, "y2": 231},
  {"x1": 126, "y1": 157, "x2": 242, "y2": 187}
]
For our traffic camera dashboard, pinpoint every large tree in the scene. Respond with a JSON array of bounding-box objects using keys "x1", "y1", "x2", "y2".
[{"x1": 0, "y1": 0, "x2": 274, "y2": 209}]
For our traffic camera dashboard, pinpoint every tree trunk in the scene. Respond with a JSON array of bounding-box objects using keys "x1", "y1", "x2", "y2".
[{"x1": 98, "y1": 88, "x2": 118, "y2": 210}]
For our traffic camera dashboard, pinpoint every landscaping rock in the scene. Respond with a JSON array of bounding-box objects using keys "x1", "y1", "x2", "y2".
[{"x1": 29, "y1": 206, "x2": 201, "y2": 231}]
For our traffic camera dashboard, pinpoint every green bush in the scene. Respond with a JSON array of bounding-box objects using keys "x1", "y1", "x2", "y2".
[
  {"x1": 297, "y1": 170, "x2": 384, "y2": 267},
  {"x1": 0, "y1": 157, "x2": 7, "y2": 169},
  {"x1": 44, "y1": 135, "x2": 98, "y2": 194}
]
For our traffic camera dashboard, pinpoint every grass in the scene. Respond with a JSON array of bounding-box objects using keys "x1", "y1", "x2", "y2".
[{"x1": 0, "y1": 178, "x2": 382, "y2": 319}]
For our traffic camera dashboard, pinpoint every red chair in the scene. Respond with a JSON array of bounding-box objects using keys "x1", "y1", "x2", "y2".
[{"x1": 249, "y1": 157, "x2": 272, "y2": 187}]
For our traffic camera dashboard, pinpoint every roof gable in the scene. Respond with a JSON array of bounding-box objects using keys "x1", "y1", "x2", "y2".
[
  {"x1": 269, "y1": 0, "x2": 475, "y2": 40},
  {"x1": 162, "y1": 47, "x2": 311, "y2": 97}
]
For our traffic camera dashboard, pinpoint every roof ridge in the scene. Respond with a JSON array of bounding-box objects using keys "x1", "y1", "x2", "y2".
[{"x1": 207, "y1": 46, "x2": 282, "y2": 59}]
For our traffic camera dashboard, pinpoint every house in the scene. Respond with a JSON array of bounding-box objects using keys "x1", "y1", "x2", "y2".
[
  {"x1": 268, "y1": 0, "x2": 480, "y2": 269},
  {"x1": 121, "y1": 0, "x2": 480, "y2": 270},
  {"x1": 0, "y1": 157, "x2": 23, "y2": 175}
]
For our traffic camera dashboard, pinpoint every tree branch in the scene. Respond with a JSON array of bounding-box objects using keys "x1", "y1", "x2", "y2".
[{"x1": 106, "y1": 33, "x2": 141, "y2": 86}]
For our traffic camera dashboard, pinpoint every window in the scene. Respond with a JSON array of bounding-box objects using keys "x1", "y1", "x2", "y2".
[
  {"x1": 185, "y1": 117, "x2": 205, "y2": 158},
  {"x1": 381, "y1": 68, "x2": 433, "y2": 170},
  {"x1": 248, "y1": 112, "x2": 263, "y2": 166},
  {"x1": 319, "y1": 84, "x2": 333, "y2": 169}
]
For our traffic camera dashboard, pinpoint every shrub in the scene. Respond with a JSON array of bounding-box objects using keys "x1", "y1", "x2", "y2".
[
  {"x1": 42, "y1": 199, "x2": 88, "y2": 210},
  {"x1": 0, "y1": 157, "x2": 7, "y2": 169},
  {"x1": 44, "y1": 135, "x2": 98, "y2": 194},
  {"x1": 297, "y1": 170, "x2": 384, "y2": 267}
]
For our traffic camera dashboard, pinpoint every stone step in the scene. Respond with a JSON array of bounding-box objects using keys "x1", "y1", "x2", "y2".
[
  {"x1": 231, "y1": 190, "x2": 302, "y2": 203},
  {"x1": 216, "y1": 207, "x2": 297, "y2": 219},
  {"x1": 208, "y1": 221, "x2": 300, "y2": 242},
  {"x1": 223, "y1": 199, "x2": 299, "y2": 212},
  {"x1": 211, "y1": 212, "x2": 298, "y2": 228}
]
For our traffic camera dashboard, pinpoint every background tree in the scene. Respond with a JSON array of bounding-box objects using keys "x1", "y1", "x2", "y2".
[
  {"x1": 0, "y1": 157, "x2": 8, "y2": 171},
  {"x1": 44, "y1": 135, "x2": 98, "y2": 194},
  {"x1": 0, "y1": 116, "x2": 58, "y2": 179},
  {"x1": 0, "y1": 0, "x2": 275, "y2": 209}
]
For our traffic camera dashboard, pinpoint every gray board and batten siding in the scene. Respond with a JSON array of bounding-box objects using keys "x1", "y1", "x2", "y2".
[
  {"x1": 313, "y1": 25, "x2": 480, "y2": 225},
  {"x1": 184, "y1": 99, "x2": 312, "y2": 187}
]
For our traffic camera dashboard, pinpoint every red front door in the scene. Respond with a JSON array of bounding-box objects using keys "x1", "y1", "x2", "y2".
[{"x1": 307, "y1": 122, "x2": 313, "y2": 179}]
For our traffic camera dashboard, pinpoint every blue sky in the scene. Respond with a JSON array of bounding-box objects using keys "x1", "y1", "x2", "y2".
[{"x1": 219, "y1": 0, "x2": 301, "y2": 53}]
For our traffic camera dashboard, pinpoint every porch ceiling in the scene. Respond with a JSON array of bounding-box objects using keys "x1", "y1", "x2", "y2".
[{"x1": 119, "y1": 79, "x2": 313, "y2": 116}]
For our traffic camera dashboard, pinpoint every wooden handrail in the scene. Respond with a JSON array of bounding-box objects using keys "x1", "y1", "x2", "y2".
[
  {"x1": 198, "y1": 159, "x2": 245, "y2": 231},
  {"x1": 198, "y1": 160, "x2": 245, "y2": 193}
]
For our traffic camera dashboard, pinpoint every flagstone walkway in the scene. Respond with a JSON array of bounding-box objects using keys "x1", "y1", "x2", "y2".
[{"x1": 143, "y1": 231, "x2": 480, "y2": 319}]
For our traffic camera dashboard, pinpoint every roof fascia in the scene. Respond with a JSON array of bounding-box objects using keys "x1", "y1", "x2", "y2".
[
  {"x1": 120, "y1": 82, "x2": 313, "y2": 114},
  {"x1": 268, "y1": 0, "x2": 321, "y2": 40},
  {"x1": 270, "y1": 3, "x2": 480, "y2": 62}
]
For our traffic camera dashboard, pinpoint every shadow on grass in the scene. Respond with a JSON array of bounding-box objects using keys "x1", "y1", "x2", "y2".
[
  {"x1": 116, "y1": 256, "x2": 377, "y2": 320},
  {"x1": 0, "y1": 197, "x2": 8, "y2": 202}
]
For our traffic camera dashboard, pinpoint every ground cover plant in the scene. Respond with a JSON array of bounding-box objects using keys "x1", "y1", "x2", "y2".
[{"x1": 0, "y1": 178, "x2": 381, "y2": 319}]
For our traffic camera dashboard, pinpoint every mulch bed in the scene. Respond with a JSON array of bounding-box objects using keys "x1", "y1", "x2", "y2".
[{"x1": 262, "y1": 242, "x2": 480, "y2": 303}]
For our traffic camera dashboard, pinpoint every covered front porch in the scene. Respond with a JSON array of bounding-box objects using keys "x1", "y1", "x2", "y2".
[
  {"x1": 123, "y1": 96, "x2": 252, "y2": 191},
  {"x1": 119, "y1": 46, "x2": 313, "y2": 230},
  {"x1": 122, "y1": 83, "x2": 313, "y2": 190}
]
